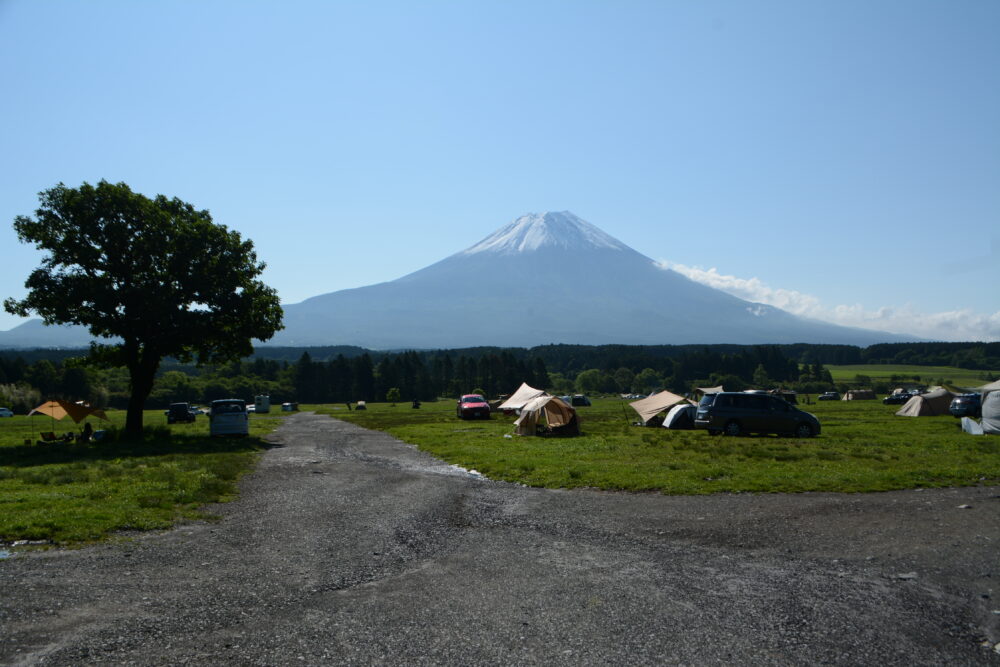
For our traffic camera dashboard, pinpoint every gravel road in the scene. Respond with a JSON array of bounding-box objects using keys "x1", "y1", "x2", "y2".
[{"x1": 1, "y1": 412, "x2": 998, "y2": 665}]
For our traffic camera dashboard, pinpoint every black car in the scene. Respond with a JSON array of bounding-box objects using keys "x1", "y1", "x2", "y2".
[
  {"x1": 883, "y1": 392, "x2": 913, "y2": 405},
  {"x1": 695, "y1": 391, "x2": 820, "y2": 437},
  {"x1": 949, "y1": 393, "x2": 982, "y2": 418},
  {"x1": 166, "y1": 402, "x2": 196, "y2": 424},
  {"x1": 817, "y1": 392, "x2": 839, "y2": 401}
]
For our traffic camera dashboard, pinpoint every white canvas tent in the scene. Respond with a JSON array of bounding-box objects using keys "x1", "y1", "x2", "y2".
[
  {"x1": 513, "y1": 395, "x2": 578, "y2": 436},
  {"x1": 663, "y1": 404, "x2": 696, "y2": 429},
  {"x1": 981, "y1": 389, "x2": 1000, "y2": 435},
  {"x1": 895, "y1": 387, "x2": 955, "y2": 417},
  {"x1": 629, "y1": 390, "x2": 686, "y2": 425},
  {"x1": 498, "y1": 383, "x2": 547, "y2": 411},
  {"x1": 978, "y1": 379, "x2": 1000, "y2": 393}
]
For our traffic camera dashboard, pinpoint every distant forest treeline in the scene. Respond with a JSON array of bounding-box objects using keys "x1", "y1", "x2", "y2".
[{"x1": 0, "y1": 341, "x2": 997, "y2": 413}]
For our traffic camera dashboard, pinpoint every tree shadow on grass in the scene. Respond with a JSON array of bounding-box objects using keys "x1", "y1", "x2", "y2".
[{"x1": 0, "y1": 429, "x2": 280, "y2": 468}]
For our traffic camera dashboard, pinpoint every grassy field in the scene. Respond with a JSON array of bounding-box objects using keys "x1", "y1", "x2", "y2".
[
  {"x1": 4, "y1": 392, "x2": 999, "y2": 547},
  {"x1": 0, "y1": 409, "x2": 287, "y2": 545},
  {"x1": 827, "y1": 364, "x2": 998, "y2": 387},
  {"x1": 319, "y1": 396, "x2": 1000, "y2": 495}
]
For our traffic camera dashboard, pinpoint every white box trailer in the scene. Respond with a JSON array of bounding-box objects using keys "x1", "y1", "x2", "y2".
[{"x1": 254, "y1": 395, "x2": 271, "y2": 414}]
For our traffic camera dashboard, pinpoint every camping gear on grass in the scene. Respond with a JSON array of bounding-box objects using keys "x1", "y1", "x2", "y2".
[{"x1": 28, "y1": 399, "x2": 109, "y2": 443}]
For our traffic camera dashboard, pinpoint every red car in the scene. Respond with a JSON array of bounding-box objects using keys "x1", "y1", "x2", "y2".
[{"x1": 457, "y1": 394, "x2": 491, "y2": 419}]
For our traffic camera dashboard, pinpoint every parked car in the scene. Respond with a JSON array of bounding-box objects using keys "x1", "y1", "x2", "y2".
[
  {"x1": 457, "y1": 394, "x2": 490, "y2": 419},
  {"x1": 209, "y1": 399, "x2": 249, "y2": 437},
  {"x1": 695, "y1": 391, "x2": 820, "y2": 437},
  {"x1": 0, "y1": 407, "x2": 13, "y2": 417},
  {"x1": 165, "y1": 402, "x2": 196, "y2": 424},
  {"x1": 949, "y1": 393, "x2": 982, "y2": 418},
  {"x1": 817, "y1": 392, "x2": 840, "y2": 401},
  {"x1": 882, "y1": 392, "x2": 913, "y2": 405},
  {"x1": 571, "y1": 394, "x2": 592, "y2": 407}
]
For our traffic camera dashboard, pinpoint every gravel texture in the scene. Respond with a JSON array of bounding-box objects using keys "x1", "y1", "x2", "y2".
[{"x1": 1, "y1": 412, "x2": 998, "y2": 665}]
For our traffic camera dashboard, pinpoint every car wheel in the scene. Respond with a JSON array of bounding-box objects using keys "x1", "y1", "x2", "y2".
[
  {"x1": 794, "y1": 423, "x2": 813, "y2": 438},
  {"x1": 724, "y1": 421, "x2": 742, "y2": 437}
]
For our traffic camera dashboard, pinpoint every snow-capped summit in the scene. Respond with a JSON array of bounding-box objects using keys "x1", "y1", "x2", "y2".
[{"x1": 462, "y1": 211, "x2": 629, "y2": 255}]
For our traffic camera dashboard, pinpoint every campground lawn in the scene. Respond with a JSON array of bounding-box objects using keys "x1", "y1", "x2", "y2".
[
  {"x1": 320, "y1": 397, "x2": 1000, "y2": 494},
  {"x1": 0, "y1": 409, "x2": 286, "y2": 546}
]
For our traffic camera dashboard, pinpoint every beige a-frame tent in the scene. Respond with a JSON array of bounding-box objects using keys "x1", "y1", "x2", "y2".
[
  {"x1": 513, "y1": 395, "x2": 579, "y2": 436},
  {"x1": 895, "y1": 387, "x2": 955, "y2": 417},
  {"x1": 629, "y1": 390, "x2": 686, "y2": 425},
  {"x1": 843, "y1": 389, "x2": 876, "y2": 401}
]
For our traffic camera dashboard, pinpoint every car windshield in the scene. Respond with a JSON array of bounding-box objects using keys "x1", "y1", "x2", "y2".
[
  {"x1": 463, "y1": 396, "x2": 485, "y2": 403},
  {"x1": 213, "y1": 402, "x2": 246, "y2": 414}
]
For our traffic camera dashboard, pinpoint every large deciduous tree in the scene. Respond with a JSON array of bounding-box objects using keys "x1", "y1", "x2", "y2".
[{"x1": 4, "y1": 181, "x2": 284, "y2": 437}]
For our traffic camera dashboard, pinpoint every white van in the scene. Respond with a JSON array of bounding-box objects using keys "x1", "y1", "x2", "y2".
[{"x1": 209, "y1": 399, "x2": 249, "y2": 437}]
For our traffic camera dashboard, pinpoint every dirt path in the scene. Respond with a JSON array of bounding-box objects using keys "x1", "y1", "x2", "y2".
[{"x1": 1, "y1": 413, "x2": 998, "y2": 665}]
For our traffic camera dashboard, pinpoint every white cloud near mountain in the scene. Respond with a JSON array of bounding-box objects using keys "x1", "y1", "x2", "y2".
[{"x1": 658, "y1": 261, "x2": 1000, "y2": 342}]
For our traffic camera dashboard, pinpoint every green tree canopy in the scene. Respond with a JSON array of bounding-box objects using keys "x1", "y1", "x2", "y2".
[{"x1": 4, "y1": 181, "x2": 283, "y2": 436}]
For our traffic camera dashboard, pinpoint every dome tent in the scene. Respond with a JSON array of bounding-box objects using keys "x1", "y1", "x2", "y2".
[
  {"x1": 895, "y1": 387, "x2": 955, "y2": 417},
  {"x1": 663, "y1": 403, "x2": 696, "y2": 430}
]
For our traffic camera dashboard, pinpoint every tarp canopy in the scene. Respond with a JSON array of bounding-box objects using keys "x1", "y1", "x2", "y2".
[
  {"x1": 696, "y1": 386, "x2": 724, "y2": 395},
  {"x1": 629, "y1": 390, "x2": 686, "y2": 424},
  {"x1": 663, "y1": 404, "x2": 696, "y2": 430},
  {"x1": 29, "y1": 400, "x2": 108, "y2": 423},
  {"x1": 895, "y1": 387, "x2": 955, "y2": 417},
  {"x1": 513, "y1": 395, "x2": 578, "y2": 436},
  {"x1": 982, "y1": 389, "x2": 1000, "y2": 435},
  {"x1": 498, "y1": 383, "x2": 547, "y2": 411}
]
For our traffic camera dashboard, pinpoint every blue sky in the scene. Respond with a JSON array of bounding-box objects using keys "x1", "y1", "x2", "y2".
[{"x1": 2, "y1": 0, "x2": 998, "y2": 341}]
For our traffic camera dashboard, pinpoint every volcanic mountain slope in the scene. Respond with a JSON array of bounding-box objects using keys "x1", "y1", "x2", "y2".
[{"x1": 271, "y1": 211, "x2": 907, "y2": 348}]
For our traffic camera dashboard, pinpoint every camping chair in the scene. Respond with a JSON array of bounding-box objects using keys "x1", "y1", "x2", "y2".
[{"x1": 37, "y1": 431, "x2": 72, "y2": 445}]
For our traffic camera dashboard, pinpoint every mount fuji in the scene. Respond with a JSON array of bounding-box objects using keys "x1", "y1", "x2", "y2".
[
  {"x1": 0, "y1": 211, "x2": 910, "y2": 350},
  {"x1": 270, "y1": 211, "x2": 908, "y2": 348}
]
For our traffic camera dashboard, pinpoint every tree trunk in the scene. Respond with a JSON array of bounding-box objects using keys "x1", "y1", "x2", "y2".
[{"x1": 124, "y1": 350, "x2": 161, "y2": 439}]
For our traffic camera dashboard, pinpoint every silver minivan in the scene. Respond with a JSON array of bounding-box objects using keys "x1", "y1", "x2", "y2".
[{"x1": 209, "y1": 399, "x2": 249, "y2": 437}]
